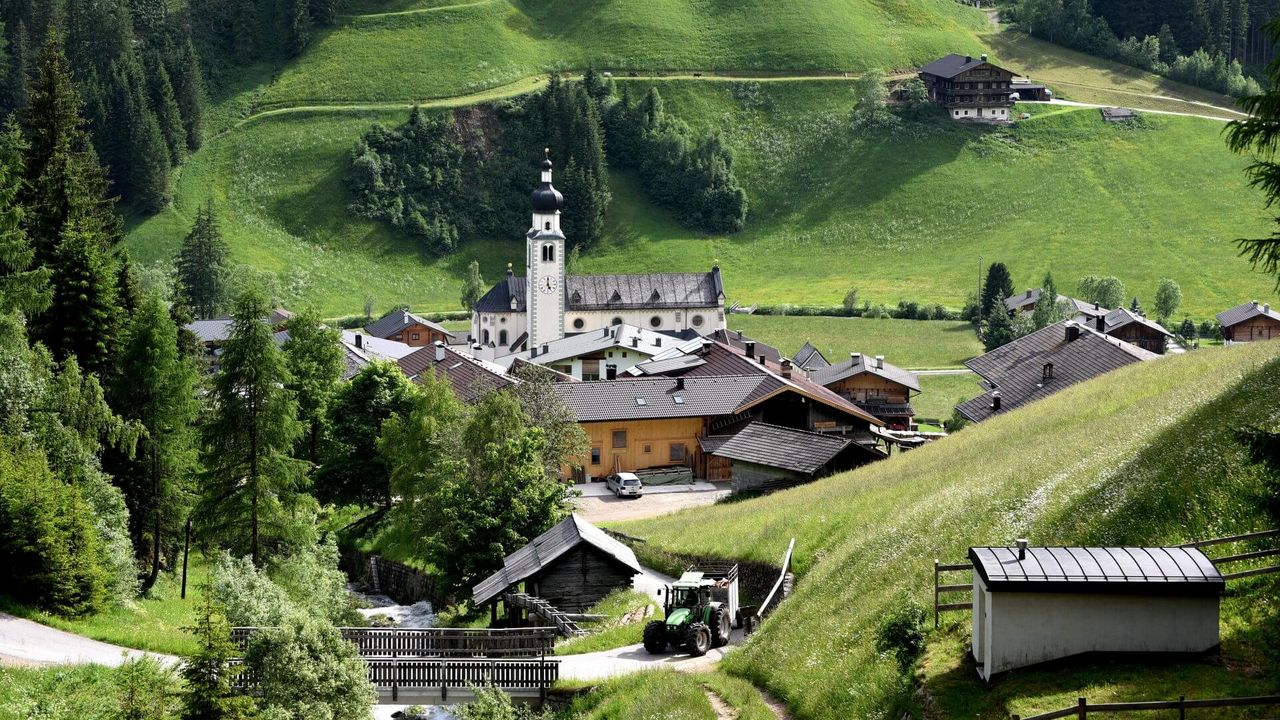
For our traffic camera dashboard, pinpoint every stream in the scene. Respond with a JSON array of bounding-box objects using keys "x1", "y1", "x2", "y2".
[{"x1": 348, "y1": 584, "x2": 439, "y2": 628}]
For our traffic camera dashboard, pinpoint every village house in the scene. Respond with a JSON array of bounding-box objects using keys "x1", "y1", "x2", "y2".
[
  {"x1": 397, "y1": 341, "x2": 515, "y2": 403},
  {"x1": 1217, "y1": 300, "x2": 1280, "y2": 343},
  {"x1": 499, "y1": 323, "x2": 674, "y2": 380},
  {"x1": 956, "y1": 320, "x2": 1157, "y2": 423},
  {"x1": 699, "y1": 422, "x2": 868, "y2": 493},
  {"x1": 1004, "y1": 288, "x2": 1108, "y2": 322},
  {"x1": 1092, "y1": 307, "x2": 1172, "y2": 354},
  {"x1": 810, "y1": 352, "x2": 921, "y2": 430},
  {"x1": 469, "y1": 156, "x2": 726, "y2": 358},
  {"x1": 363, "y1": 309, "x2": 456, "y2": 348},
  {"x1": 1009, "y1": 77, "x2": 1051, "y2": 101},
  {"x1": 341, "y1": 330, "x2": 417, "y2": 362},
  {"x1": 472, "y1": 514, "x2": 641, "y2": 615},
  {"x1": 186, "y1": 307, "x2": 294, "y2": 351},
  {"x1": 919, "y1": 53, "x2": 1017, "y2": 122},
  {"x1": 793, "y1": 342, "x2": 830, "y2": 371}
]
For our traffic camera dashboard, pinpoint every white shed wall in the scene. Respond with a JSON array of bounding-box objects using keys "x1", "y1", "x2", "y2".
[{"x1": 973, "y1": 576, "x2": 1220, "y2": 679}]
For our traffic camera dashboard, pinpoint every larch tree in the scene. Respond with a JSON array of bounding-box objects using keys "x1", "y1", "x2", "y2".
[
  {"x1": 175, "y1": 200, "x2": 230, "y2": 319},
  {"x1": 282, "y1": 308, "x2": 344, "y2": 466},
  {"x1": 198, "y1": 289, "x2": 305, "y2": 567},
  {"x1": 112, "y1": 293, "x2": 198, "y2": 591}
]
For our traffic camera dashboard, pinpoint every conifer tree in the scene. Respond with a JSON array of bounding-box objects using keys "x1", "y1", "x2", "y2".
[
  {"x1": 0, "y1": 117, "x2": 49, "y2": 316},
  {"x1": 308, "y1": 0, "x2": 341, "y2": 26},
  {"x1": 43, "y1": 218, "x2": 123, "y2": 376},
  {"x1": 1031, "y1": 271, "x2": 1065, "y2": 329},
  {"x1": 198, "y1": 289, "x2": 304, "y2": 566},
  {"x1": 174, "y1": 38, "x2": 205, "y2": 152},
  {"x1": 144, "y1": 52, "x2": 185, "y2": 166},
  {"x1": 181, "y1": 593, "x2": 257, "y2": 720},
  {"x1": 984, "y1": 292, "x2": 1016, "y2": 351},
  {"x1": 979, "y1": 262, "x2": 1014, "y2": 318},
  {"x1": 286, "y1": 0, "x2": 311, "y2": 57},
  {"x1": 113, "y1": 293, "x2": 198, "y2": 591},
  {"x1": 175, "y1": 200, "x2": 230, "y2": 319},
  {"x1": 3, "y1": 21, "x2": 29, "y2": 112},
  {"x1": 282, "y1": 308, "x2": 343, "y2": 466}
]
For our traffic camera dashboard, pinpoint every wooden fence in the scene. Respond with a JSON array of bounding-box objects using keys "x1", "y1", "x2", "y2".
[
  {"x1": 1012, "y1": 694, "x2": 1280, "y2": 719},
  {"x1": 933, "y1": 559, "x2": 973, "y2": 628},
  {"x1": 232, "y1": 657, "x2": 560, "y2": 703},
  {"x1": 229, "y1": 626, "x2": 555, "y2": 658},
  {"x1": 757, "y1": 538, "x2": 796, "y2": 621}
]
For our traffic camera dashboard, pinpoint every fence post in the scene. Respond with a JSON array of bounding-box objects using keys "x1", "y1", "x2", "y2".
[
  {"x1": 933, "y1": 559, "x2": 940, "y2": 629},
  {"x1": 1077, "y1": 697, "x2": 1087, "y2": 720},
  {"x1": 1178, "y1": 695, "x2": 1186, "y2": 720}
]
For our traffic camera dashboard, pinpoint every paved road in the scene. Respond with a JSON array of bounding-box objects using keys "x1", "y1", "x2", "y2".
[{"x1": 0, "y1": 613, "x2": 176, "y2": 667}]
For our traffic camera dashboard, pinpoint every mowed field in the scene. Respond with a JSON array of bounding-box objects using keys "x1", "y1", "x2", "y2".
[
  {"x1": 257, "y1": 0, "x2": 989, "y2": 106},
  {"x1": 726, "y1": 315, "x2": 982, "y2": 369},
  {"x1": 128, "y1": 78, "x2": 1277, "y2": 318},
  {"x1": 619, "y1": 341, "x2": 1280, "y2": 719}
]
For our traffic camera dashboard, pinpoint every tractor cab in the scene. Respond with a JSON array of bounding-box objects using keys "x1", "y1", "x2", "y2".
[{"x1": 644, "y1": 567, "x2": 740, "y2": 658}]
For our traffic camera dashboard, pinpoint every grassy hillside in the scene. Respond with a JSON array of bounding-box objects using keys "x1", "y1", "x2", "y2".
[
  {"x1": 618, "y1": 341, "x2": 1280, "y2": 719},
  {"x1": 256, "y1": 0, "x2": 989, "y2": 106},
  {"x1": 727, "y1": 315, "x2": 983, "y2": 369},
  {"x1": 128, "y1": 81, "x2": 1276, "y2": 317}
]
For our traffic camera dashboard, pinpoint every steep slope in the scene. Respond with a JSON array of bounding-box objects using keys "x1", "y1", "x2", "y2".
[
  {"x1": 126, "y1": 84, "x2": 1273, "y2": 317},
  {"x1": 620, "y1": 341, "x2": 1280, "y2": 719}
]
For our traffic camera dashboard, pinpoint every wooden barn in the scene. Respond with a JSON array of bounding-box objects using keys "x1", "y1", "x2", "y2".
[
  {"x1": 365, "y1": 309, "x2": 456, "y2": 348},
  {"x1": 472, "y1": 514, "x2": 642, "y2": 614},
  {"x1": 1217, "y1": 300, "x2": 1280, "y2": 343}
]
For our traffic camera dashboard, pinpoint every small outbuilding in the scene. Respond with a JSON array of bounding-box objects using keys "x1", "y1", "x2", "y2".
[
  {"x1": 969, "y1": 544, "x2": 1223, "y2": 680},
  {"x1": 1100, "y1": 107, "x2": 1137, "y2": 122},
  {"x1": 472, "y1": 514, "x2": 642, "y2": 613}
]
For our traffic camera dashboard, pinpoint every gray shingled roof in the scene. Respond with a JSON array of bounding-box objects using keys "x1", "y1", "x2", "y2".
[
  {"x1": 793, "y1": 342, "x2": 829, "y2": 370},
  {"x1": 1217, "y1": 300, "x2": 1280, "y2": 327},
  {"x1": 472, "y1": 514, "x2": 641, "y2": 606},
  {"x1": 710, "y1": 329, "x2": 782, "y2": 364},
  {"x1": 970, "y1": 546, "x2": 1223, "y2": 596},
  {"x1": 363, "y1": 309, "x2": 455, "y2": 340},
  {"x1": 956, "y1": 320, "x2": 1157, "y2": 423},
  {"x1": 513, "y1": 324, "x2": 672, "y2": 367},
  {"x1": 473, "y1": 268, "x2": 724, "y2": 314},
  {"x1": 397, "y1": 344, "x2": 515, "y2": 403},
  {"x1": 1101, "y1": 307, "x2": 1172, "y2": 337},
  {"x1": 557, "y1": 375, "x2": 770, "y2": 422},
  {"x1": 810, "y1": 353, "x2": 921, "y2": 392},
  {"x1": 1004, "y1": 290, "x2": 1106, "y2": 318},
  {"x1": 710, "y1": 422, "x2": 851, "y2": 475},
  {"x1": 920, "y1": 53, "x2": 1011, "y2": 79}
]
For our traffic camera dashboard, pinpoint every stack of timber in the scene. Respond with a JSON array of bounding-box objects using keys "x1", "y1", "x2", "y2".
[
  {"x1": 636, "y1": 465, "x2": 694, "y2": 485},
  {"x1": 504, "y1": 593, "x2": 587, "y2": 638}
]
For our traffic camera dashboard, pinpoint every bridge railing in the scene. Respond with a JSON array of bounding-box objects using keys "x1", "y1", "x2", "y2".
[
  {"x1": 231, "y1": 657, "x2": 560, "y2": 702},
  {"x1": 230, "y1": 626, "x2": 556, "y2": 658}
]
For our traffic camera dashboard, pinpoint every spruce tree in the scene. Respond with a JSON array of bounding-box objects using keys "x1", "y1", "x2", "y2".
[
  {"x1": 286, "y1": 0, "x2": 311, "y2": 57},
  {"x1": 308, "y1": 0, "x2": 341, "y2": 26},
  {"x1": 113, "y1": 293, "x2": 198, "y2": 591},
  {"x1": 198, "y1": 289, "x2": 304, "y2": 566},
  {"x1": 0, "y1": 117, "x2": 49, "y2": 316},
  {"x1": 174, "y1": 38, "x2": 205, "y2": 152},
  {"x1": 4, "y1": 21, "x2": 29, "y2": 112},
  {"x1": 980, "y1": 262, "x2": 1014, "y2": 318},
  {"x1": 144, "y1": 52, "x2": 185, "y2": 165},
  {"x1": 175, "y1": 200, "x2": 230, "y2": 319},
  {"x1": 43, "y1": 217, "x2": 123, "y2": 376},
  {"x1": 1031, "y1": 271, "x2": 1065, "y2": 329},
  {"x1": 282, "y1": 308, "x2": 343, "y2": 466},
  {"x1": 984, "y1": 292, "x2": 1016, "y2": 351}
]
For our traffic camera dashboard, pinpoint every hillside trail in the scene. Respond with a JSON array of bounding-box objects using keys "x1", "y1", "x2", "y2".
[
  {"x1": 1019, "y1": 98, "x2": 1232, "y2": 123},
  {"x1": 341, "y1": 0, "x2": 495, "y2": 20},
  {"x1": 705, "y1": 689, "x2": 740, "y2": 720}
]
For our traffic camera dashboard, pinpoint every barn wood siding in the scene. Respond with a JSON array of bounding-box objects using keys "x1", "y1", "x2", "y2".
[
  {"x1": 1225, "y1": 316, "x2": 1280, "y2": 342},
  {"x1": 530, "y1": 545, "x2": 636, "y2": 612},
  {"x1": 578, "y1": 417, "x2": 705, "y2": 478},
  {"x1": 827, "y1": 374, "x2": 912, "y2": 404},
  {"x1": 392, "y1": 323, "x2": 453, "y2": 347}
]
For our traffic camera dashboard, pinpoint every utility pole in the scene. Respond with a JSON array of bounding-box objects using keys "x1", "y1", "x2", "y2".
[
  {"x1": 977, "y1": 255, "x2": 984, "y2": 313},
  {"x1": 181, "y1": 516, "x2": 192, "y2": 599}
]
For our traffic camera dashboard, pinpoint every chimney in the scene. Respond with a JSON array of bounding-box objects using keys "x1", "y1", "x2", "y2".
[
  {"x1": 1016, "y1": 538, "x2": 1028, "y2": 560},
  {"x1": 541, "y1": 343, "x2": 549, "y2": 355},
  {"x1": 852, "y1": 352, "x2": 861, "y2": 365},
  {"x1": 981, "y1": 53, "x2": 988, "y2": 62},
  {"x1": 606, "y1": 364, "x2": 617, "y2": 380},
  {"x1": 1266, "y1": 303, "x2": 1272, "y2": 314},
  {"x1": 530, "y1": 346, "x2": 538, "y2": 358},
  {"x1": 434, "y1": 340, "x2": 445, "y2": 362},
  {"x1": 991, "y1": 390, "x2": 1002, "y2": 412},
  {"x1": 603, "y1": 327, "x2": 610, "y2": 338},
  {"x1": 781, "y1": 358, "x2": 792, "y2": 379},
  {"x1": 675, "y1": 377, "x2": 684, "y2": 391},
  {"x1": 1065, "y1": 322, "x2": 1080, "y2": 342},
  {"x1": 965, "y1": 54, "x2": 973, "y2": 63},
  {"x1": 875, "y1": 355, "x2": 884, "y2": 369},
  {"x1": 1095, "y1": 315, "x2": 1106, "y2": 333},
  {"x1": 354, "y1": 333, "x2": 363, "y2": 349},
  {"x1": 745, "y1": 340, "x2": 756, "y2": 357},
  {"x1": 655, "y1": 338, "x2": 662, "y2": 347},
  {"x1": 632, "y1": 336, "x2": 639, "y2": 347},
  {"x1": 1026, "y1": 288, "x2": 1033, "y2": 298}
]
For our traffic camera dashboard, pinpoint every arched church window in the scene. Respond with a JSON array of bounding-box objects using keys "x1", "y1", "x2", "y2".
[
  {"x1": 611, "y1": 317, "x2": 623, "y2": 326},
  {"x1": 499, "y1": 330, "x2": 509, "y2": 346},
  {"x1": 483, "y1": 329, "x2": 490, "y2": 344},
  {"x1": 542, "y1": 244, "x2": 555, "y2": 262}
]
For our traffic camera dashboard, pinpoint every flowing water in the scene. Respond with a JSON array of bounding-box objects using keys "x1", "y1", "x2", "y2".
[{"x1": 347, "y1": 584, "x2": 439, "y2": 628}]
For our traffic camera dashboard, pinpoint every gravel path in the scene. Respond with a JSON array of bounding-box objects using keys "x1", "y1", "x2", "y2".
[
  {"x1": 573, "y1": 486, "x2": 730, "y2": 523},
  {"x1": 0, "y1": 613, "x2": 177, "y2": 667}
]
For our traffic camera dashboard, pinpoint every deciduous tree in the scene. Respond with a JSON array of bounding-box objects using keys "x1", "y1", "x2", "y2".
[
  {"x1": 317, "y1": 361, "x2": 415, "y2": 507},
  {"x1": 460, "y1": 259, "x2": 484, "y2": 310},
  {"x1": 1154, "y1": 277, "x2": 1182, "y2": 322},
  {"x1": 1077, "y1": 274, "x2": 1126, "y2": 310}
]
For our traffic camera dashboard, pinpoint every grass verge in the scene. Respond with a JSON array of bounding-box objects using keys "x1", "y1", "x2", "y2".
[{"x1": 554, "y1": 589, "x2": 657, "y2": 656}]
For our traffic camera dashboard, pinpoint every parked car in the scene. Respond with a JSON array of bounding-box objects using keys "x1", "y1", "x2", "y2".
[{"x1": 606, "y1": 472, "x2": 644, "y2": 498}]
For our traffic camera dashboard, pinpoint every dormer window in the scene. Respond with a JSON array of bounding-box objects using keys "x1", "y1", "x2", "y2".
[
  {"x1": 1042, "y1": 363, "x2": 1054, "y2": 382},
  {"x1": 542, "y1": 244, "x2": 555, "y2": 262}
]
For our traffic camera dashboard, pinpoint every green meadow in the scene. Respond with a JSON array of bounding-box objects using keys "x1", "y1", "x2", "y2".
[
  {"x1": 726, "y1": 315, "x2": 983, "y2": 369},
  {"x1": 618, "y1": 340, "x2": 1280, "y2": 719}
]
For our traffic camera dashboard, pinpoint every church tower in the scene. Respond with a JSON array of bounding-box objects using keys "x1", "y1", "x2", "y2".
[{"x1": 527, "y1": 151, "x2": 566, "y2": 348}]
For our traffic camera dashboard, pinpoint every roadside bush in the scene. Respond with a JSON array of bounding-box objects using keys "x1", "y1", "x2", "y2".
[
  {"x1": 874, "y1": 596, "x2": 927, "y2": 672},
  {"x1": 116, "y1": 656, "x2": 180, "y2": 720},
  {"x1": 209, "y1": 552, "x2": 294, "y2": 627},
  {"x1": 269, "y1": 539, "x2": 363, "y2": 627},
  {"x1": 455, "y1": 684, "x2": 547, "y2": 720},
  {"x1": 244, "y1": 614, "x2": 376, "y2": 720},
  {"x1": 0, "y1": 440, "x2": 108, "y2": 617}
]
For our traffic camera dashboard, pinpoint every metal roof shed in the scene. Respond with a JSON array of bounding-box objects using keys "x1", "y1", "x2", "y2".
[{"x1": 968, "y1": 545, "x2": 1224, "y2": 680}]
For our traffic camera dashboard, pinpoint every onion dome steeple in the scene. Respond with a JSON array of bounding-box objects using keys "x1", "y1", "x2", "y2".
[{"x1": 530, "y1": 148, "x2": 564, "y2": 213}]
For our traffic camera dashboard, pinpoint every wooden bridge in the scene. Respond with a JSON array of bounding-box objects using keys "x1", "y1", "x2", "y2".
[{"x1": 231, "y1": 626, "x2": 560, "y2": 703}]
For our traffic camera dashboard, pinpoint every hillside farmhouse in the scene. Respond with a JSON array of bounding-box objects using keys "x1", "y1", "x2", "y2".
[
  {"x1": 1217, "y1": 300, "x2": 1280, "y2": 342},
  {"x1": 469, "y1": 155, "x2": 725, "y2": 358},
  {"x1": 363, "y1": 309, "x2": 456, "y2": 348},
  {"x1": 956, "y1": 320, "x2": 1157, "y2": 423},
  {"x1": 970, "y1": 544, "x2": 1223, "y2": 680},
  {"x1": 1004, "y1": 288, "x2": 1108, "y2": 322},
  {"x1": 810, "y1": 352, "x2": 921, "y2": 430},
  {"x1": 1092, "y1": 307, "x2": 1172, "y2": 354},
  {"x1": 919, "y1": 53, "x2": 1017, "y2": 122}
]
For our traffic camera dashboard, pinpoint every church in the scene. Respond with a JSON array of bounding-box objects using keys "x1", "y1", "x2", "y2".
[{"x1": 469, "y1": 155, "x2": 728, "y2": 359}]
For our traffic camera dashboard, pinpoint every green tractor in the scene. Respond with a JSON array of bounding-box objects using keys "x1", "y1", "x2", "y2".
[{"x1": 643, "y1": 571, "x2": 733, "y2": 657}]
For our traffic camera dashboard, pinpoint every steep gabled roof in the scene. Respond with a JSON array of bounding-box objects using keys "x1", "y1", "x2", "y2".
[
  {"x1": 920, "y1": 53, "x2": 1013, "y2": 79},
  {"x1": 1101, "y1": 307, "x2": 1172, "y2": 337},
  {"x1": 956, "y1": 321, "x2": 1157, "y2": 423},
  {"x1": 556, "y1": 375, "x2": 769, "y2": 422},
  {"x1": 340, "y1": 330, "x2": 417, "y2": 361},
  {"x1": 1217, "y1": 300, "x2": 1280, "y2": 327},
  {"x1": 793, "y1": 342, "x2": 829, "y2": 370},
  {"x1": 364, "y1": 309, "x2": 456, "y2": 340},
  {"x1": 810, "y1": 353, "x2": 921, "y2": 392},
  {"x1": 709, "y1": 422, "x2": 851, "y2": 475},
  {"x1": 511, "y1": 324, "x2": 673, "y2": 367},
  {"x1": 472, "y1": 514, "x2": 641, "y2": 606},
  {"x1": 397, "y1": 344, "x2": 516, "y2": 403},
  {"x1": 473, "y1": 268, "x2": 725, "y2": 314},
  {"x1": 474, "y1": 275, "x2": 528, "y2": 314}
]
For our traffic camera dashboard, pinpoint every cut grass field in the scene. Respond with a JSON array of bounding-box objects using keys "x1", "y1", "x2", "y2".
[
  {"x1": 616, "y1": 341, "x2": 1280, "y2": 719},
  {"x1": 126, "y1": 82, "x2": 1277, "y2": 318},
  {"x1": 0, "y1": 559, "x2": 208, "y2": 657},
  {"x1": 257, "y1": 0, "x2": 989, "y2": 106},
  {"x1": 913, "y1": 372, "x2": 981, "y2": 420},
  {"x1": 727, "y1": 315, "x2": 982, "y2": 369}
]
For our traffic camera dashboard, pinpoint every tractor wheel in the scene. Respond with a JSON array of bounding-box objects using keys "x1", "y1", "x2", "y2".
[
  {"x1": 684, "y1": 622, "x2": 711, "y2": 657},
  {"x1": 642, "y1": 620, "x2": 668, "y2": 654},
  {"x1": 709, "y1": 606, "x2": 731, "y2": 648}
]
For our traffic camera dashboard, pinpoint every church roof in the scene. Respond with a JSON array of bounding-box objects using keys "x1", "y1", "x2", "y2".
[{"x1": 473, "y1": 267, "x2": 725, "y2": 314}]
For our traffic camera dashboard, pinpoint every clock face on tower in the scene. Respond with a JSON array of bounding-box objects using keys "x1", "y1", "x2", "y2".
[{"x1": 541, "y1": 276, "x2": 558, "y2": 295}]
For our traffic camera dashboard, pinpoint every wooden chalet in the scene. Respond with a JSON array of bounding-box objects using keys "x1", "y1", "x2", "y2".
[
  {"x1": 398, "y1": 341, "x2": 516, "y2": 403},
  {"x1": 1092, "y1": 308, "x2": 1172, "y2": 355},
  {"x1": 471, "y1": 514, "x2": 642, "y2": 613},
  {"x1": 365, "y1": 309, "x2": 456, "y2": 348},
  {"x1": 957, "y1": 320, "x2": 1156, "y2": 423},
  {"x1": 919, "y1": 53, "x2": 1017, "y2": 122},
  {"x1": 1217, "y1": 300, "x2": 1280, "y2": 343},
  {"x1": 186, "y1": 307, "x2": 294, "y2": 350},
  {"x1": 1005, "y1": 289, "x2": 1108, "y2": 322},
  {"x1": 810, "y1": 352, "x2": 921, "y2": 430}
]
